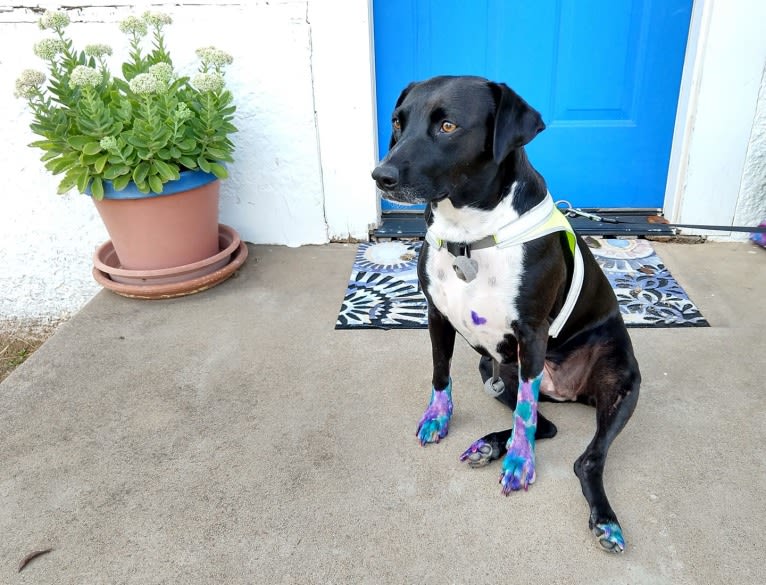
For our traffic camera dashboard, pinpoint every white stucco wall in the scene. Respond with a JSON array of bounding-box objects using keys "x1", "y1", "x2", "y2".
[
  {"x1": 1, "y1": 0, "x2": 378, "y2": 320},
  {"x1": 734, "y1": 65, "x2": 766, "y2": 231},
  {"x1": 666, "y1": 0, "x2": 766, "y2": 239}
]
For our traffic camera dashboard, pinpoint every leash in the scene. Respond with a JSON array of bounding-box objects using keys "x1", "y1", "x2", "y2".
[{"x1": 555, "y1": 200, "x2": 766, "y2": 233}]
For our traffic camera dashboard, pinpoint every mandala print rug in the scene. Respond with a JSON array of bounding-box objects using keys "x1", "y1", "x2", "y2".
[{"x1": 335, "y1": 239, "x2": 709, "y2": 330}]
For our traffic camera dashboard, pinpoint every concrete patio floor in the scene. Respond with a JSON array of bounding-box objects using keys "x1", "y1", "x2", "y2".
[{"x1": 1, "y1": 241, "x2": 764, "y2": 584}]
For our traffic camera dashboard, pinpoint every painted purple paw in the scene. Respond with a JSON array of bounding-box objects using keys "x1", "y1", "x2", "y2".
[
  {"x1": 499, "y1": 450, "x2": 536, "y2": 494},
  {"x1": 498, "y1": 412, "x2": 537, "y2": 493},
  {"x1": 594, "y1": 521, "x2": 625, "y2": 553},
  {"x1": 416, "y1": 381, "x2": 453, "y2": 446},
  {"x1": 459, "y1": 439, "x2": 499, "y2": 468}
]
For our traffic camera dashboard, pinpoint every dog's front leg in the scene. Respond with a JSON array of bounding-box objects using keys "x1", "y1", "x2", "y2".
[
  {"x1": 416, "y1": 306, "x2": 457, "y2": 445},
  {"x1": 500, "y1": 322, "x2": 547, "y2": 493}
]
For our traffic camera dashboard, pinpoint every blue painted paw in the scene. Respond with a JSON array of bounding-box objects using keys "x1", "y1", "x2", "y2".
[
  {"x1": 594, "y1": 521, "x2": 625, "y2": 553},
  {"x1": 416, "y1": 382, "x2": 453, "y2": 446},
  {"x1": 459, "y1": 438, "x2": 500, "y2": 468},
  {"x1": 499, "y1": 450, "x2": 536, "y2": 494}
]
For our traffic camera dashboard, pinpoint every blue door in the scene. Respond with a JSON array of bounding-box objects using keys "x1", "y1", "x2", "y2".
[{"x1": 373, "y1": 0, "x2": 692, "y2": 211}]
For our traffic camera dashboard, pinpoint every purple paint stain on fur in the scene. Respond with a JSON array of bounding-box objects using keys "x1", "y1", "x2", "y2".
[{"x1": 471, "y1": 311, "x2": 487, "y2": 325}]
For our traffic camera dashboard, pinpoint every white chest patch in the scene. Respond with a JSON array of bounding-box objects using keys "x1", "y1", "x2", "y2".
[{"x1": 425, "y1": 192, "x2": 524, "y2": 362}]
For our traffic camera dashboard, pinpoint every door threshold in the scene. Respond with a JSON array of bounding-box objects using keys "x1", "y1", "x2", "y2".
[{"x1": 372, "y1": 209, "x2": 675, "y2": 240}]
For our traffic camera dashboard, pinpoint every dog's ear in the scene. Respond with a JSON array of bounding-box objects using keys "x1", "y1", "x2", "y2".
[
  {"x1": 488, "y1": 82, "x2": 545, "y2": 164},
  {"x1": 394, "y1": 82, "x2": 416, "y2": 108},
  {"x1": 389, "y1": 82, "x2": 417, "y2": 148}
]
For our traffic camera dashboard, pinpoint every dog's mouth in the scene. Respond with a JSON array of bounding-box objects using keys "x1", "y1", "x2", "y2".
[{"x1": 380, "y1": 188, "x2": 449, "y2": 205}]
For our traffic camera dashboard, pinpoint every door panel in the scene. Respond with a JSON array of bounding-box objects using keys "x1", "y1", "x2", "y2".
[{"x1": 373, "y1": 0, "x2": 692, "y2": 211}]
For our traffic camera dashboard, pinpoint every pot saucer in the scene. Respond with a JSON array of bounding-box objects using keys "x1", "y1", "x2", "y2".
[{"x1": 92, "y1": 225, "x2": 248, "y2": 299}]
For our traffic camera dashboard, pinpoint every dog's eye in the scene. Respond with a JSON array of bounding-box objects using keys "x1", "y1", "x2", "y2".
[
  {"x1": 440, "y1": 121, "x2": 457, "y2": 133},
  {"x1": 392, "y1": 118, "x2": 401, "y2": 130}
]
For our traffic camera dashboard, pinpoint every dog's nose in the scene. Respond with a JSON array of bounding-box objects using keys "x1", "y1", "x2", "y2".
[{"x1": 371, "y1": 164, "x2": 399, "y2": 190}]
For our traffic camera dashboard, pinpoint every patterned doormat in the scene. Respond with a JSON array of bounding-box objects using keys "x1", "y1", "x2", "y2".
[{"x1": 335, "y1": 239, "x2": 709, "y2": 330}]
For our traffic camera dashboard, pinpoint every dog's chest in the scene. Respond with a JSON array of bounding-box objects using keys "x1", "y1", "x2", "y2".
[{"x1": 425, "y1": 245, "x2": 523, "y2": 361}]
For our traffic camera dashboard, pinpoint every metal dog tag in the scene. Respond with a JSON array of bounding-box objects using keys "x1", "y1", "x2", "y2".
[
  {"x1": 452, "y1": 256, "x2": 479, "y2": 282},
  {"x1": 484, "y1": 377, "x2": 505, "y2": 397}
]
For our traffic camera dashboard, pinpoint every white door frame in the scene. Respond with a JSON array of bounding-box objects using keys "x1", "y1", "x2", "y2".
[{"x1": 664, "y1": 0, "x2": 766, "y2": 239}]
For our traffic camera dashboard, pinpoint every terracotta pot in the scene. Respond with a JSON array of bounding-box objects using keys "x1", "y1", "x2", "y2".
[{"x1": 91, "y1": 170, "x2": 220, "y2": 270}]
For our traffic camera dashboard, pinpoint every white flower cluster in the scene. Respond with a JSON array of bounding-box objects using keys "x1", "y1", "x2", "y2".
[
  {"x1": 14, "y1": 69, "x2": 46, "y2": 99},
  {"x1": 128, "y1": 72, "x2": 162, "y2": 95},
  {"x1": 84, "y1": 44, "x2": 113, "y2": 58},
  {"x1": 33, "y1": 38, "x2": 66, "y2": 61},
  {"x1": 195, "y1": 46, "x2": 233, "y2": 69},
  {"x1": 148, "y1": 62, "x2": 174, "y2": 85},
  {"x1": 119, "y1": 16, "x2": 148, "y2": 37},
  {"x1": 99, "y1": 136, "x2": 118, "y2": 151},
  {"x1": 192, "y1": 72, "x2": 225, "y2": 93},
  {"x1": 143, "y1": 11, "x2": 173, "y2": 28},
  {"x1": 69, "y1": 65, "x2": 102, "y2": 89},
  {"x1": 173, "y1": 102, "x2": 192, "y2": 122},
  {"x1": 39, "y1": 10, "x2": 70, "y2": 31}
]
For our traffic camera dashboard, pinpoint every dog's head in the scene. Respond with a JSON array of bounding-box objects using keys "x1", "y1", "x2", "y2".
[{"x1": 371, "y1": 76, "x2": 545, "y2": 208}]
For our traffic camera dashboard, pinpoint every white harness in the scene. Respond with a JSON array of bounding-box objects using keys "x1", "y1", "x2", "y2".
[
  {"x1": 425, "y1": 195, "x2": 585, "y2": 397},
  {"x1": 425, "y1": 194, "x2": 584, "y2": 339}
]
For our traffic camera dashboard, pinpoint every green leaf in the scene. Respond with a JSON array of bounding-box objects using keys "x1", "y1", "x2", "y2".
[
  {"x1": 83, "y1": 142, "x2": 102, "y2": 155},
  {"x1": 29, "y1": 140, "x2": 58, "y2": 149},
  {"x1": 148, "y1": 174, "x2": 164, "y2": 194},
  {"x1": 94, "y1": 154, "x2": 109, "y2": 174},
  {"x1": 153, "y1": 160, "x2": 180, "y2": 182},
  {"x1": 91, "y1": 176, "x2": 104, "y2": 200},
  {"x1": 49, "y1": 156, "x2": 77, "y2": 175},
  {"x1": 209, "y1": 163, "x2": 228, "y2": 179},
  {"x1": 178, "y1": 156, "x2": 197, "y2": 169},
  {"x1": 178, "y1": 138, "x2": 196, "y2": 152},
  {"x1": 126, "y1": 134, "x2": 149, "y2": 149},
  {"x1": 205, "y1": 147, "x2": 229, "y2": 161},
  {"x1": 76, "y1": 171, "x2": 91, "y2": 194},
  {"x1": 103, "y1": 165, "x2": 131, "y2": 180},
  {"x1": 197, "y1": 157, "x2": 212, "y2": 173},
  {"x1": 112, "y1": 173, "x2": 132, "y2": 192},
  {"x1": 80, "y1": 153, "x2": 102, "y2": 166},
  {"x1": 135, "y1": 179, "x2": 150, "y2": 194},
  {"x1": 57, "y1": 172, "x2": 79, "y2": 194},
  {"x1": 133, "y1": 161, "x2": 150, "y2": 184},
  {"x1": 67, "y1": 135, "x2": 91, "y2": 150}
]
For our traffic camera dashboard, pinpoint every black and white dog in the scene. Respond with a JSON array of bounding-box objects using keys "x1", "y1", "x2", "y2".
[{"x1": 372, "y1": 76, "x2": 640, "y2": 553}]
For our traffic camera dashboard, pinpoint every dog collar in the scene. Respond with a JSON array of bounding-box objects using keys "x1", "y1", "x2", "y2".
[{"x1": 425, "y1": 194, "x2": 584, "y2": 338}]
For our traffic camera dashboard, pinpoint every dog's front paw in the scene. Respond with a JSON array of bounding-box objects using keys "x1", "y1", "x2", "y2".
[
  {"x1": 499, "y1": 422, "x2": 536, "y2": 493},
  {"x1": 499, "y1": 450, "x2": 536, "y2": 493},
  {"x1": 593, "y1": 521, "x2": 625, "y2": 553},
  {"x1": 416, "y1": 380, "x2": 453, "y2": 446}
]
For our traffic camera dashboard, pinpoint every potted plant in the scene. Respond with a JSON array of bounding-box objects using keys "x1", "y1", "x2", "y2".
[{"x1": 14, "y1": 9, "x2": 246, "y2": 296}]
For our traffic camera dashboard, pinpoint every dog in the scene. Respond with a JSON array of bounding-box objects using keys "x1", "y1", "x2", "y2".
[{"x1": 371, "y1": 76, "x2": 641, "y2": 553}]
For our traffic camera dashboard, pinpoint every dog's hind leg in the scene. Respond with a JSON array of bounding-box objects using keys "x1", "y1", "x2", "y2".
[
  {"x1": 574, "y1": 348, "x2": 640, "y2": 553},
  {"x1": 416, "y1": 306, "x2": 457, "y2": 445}
]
